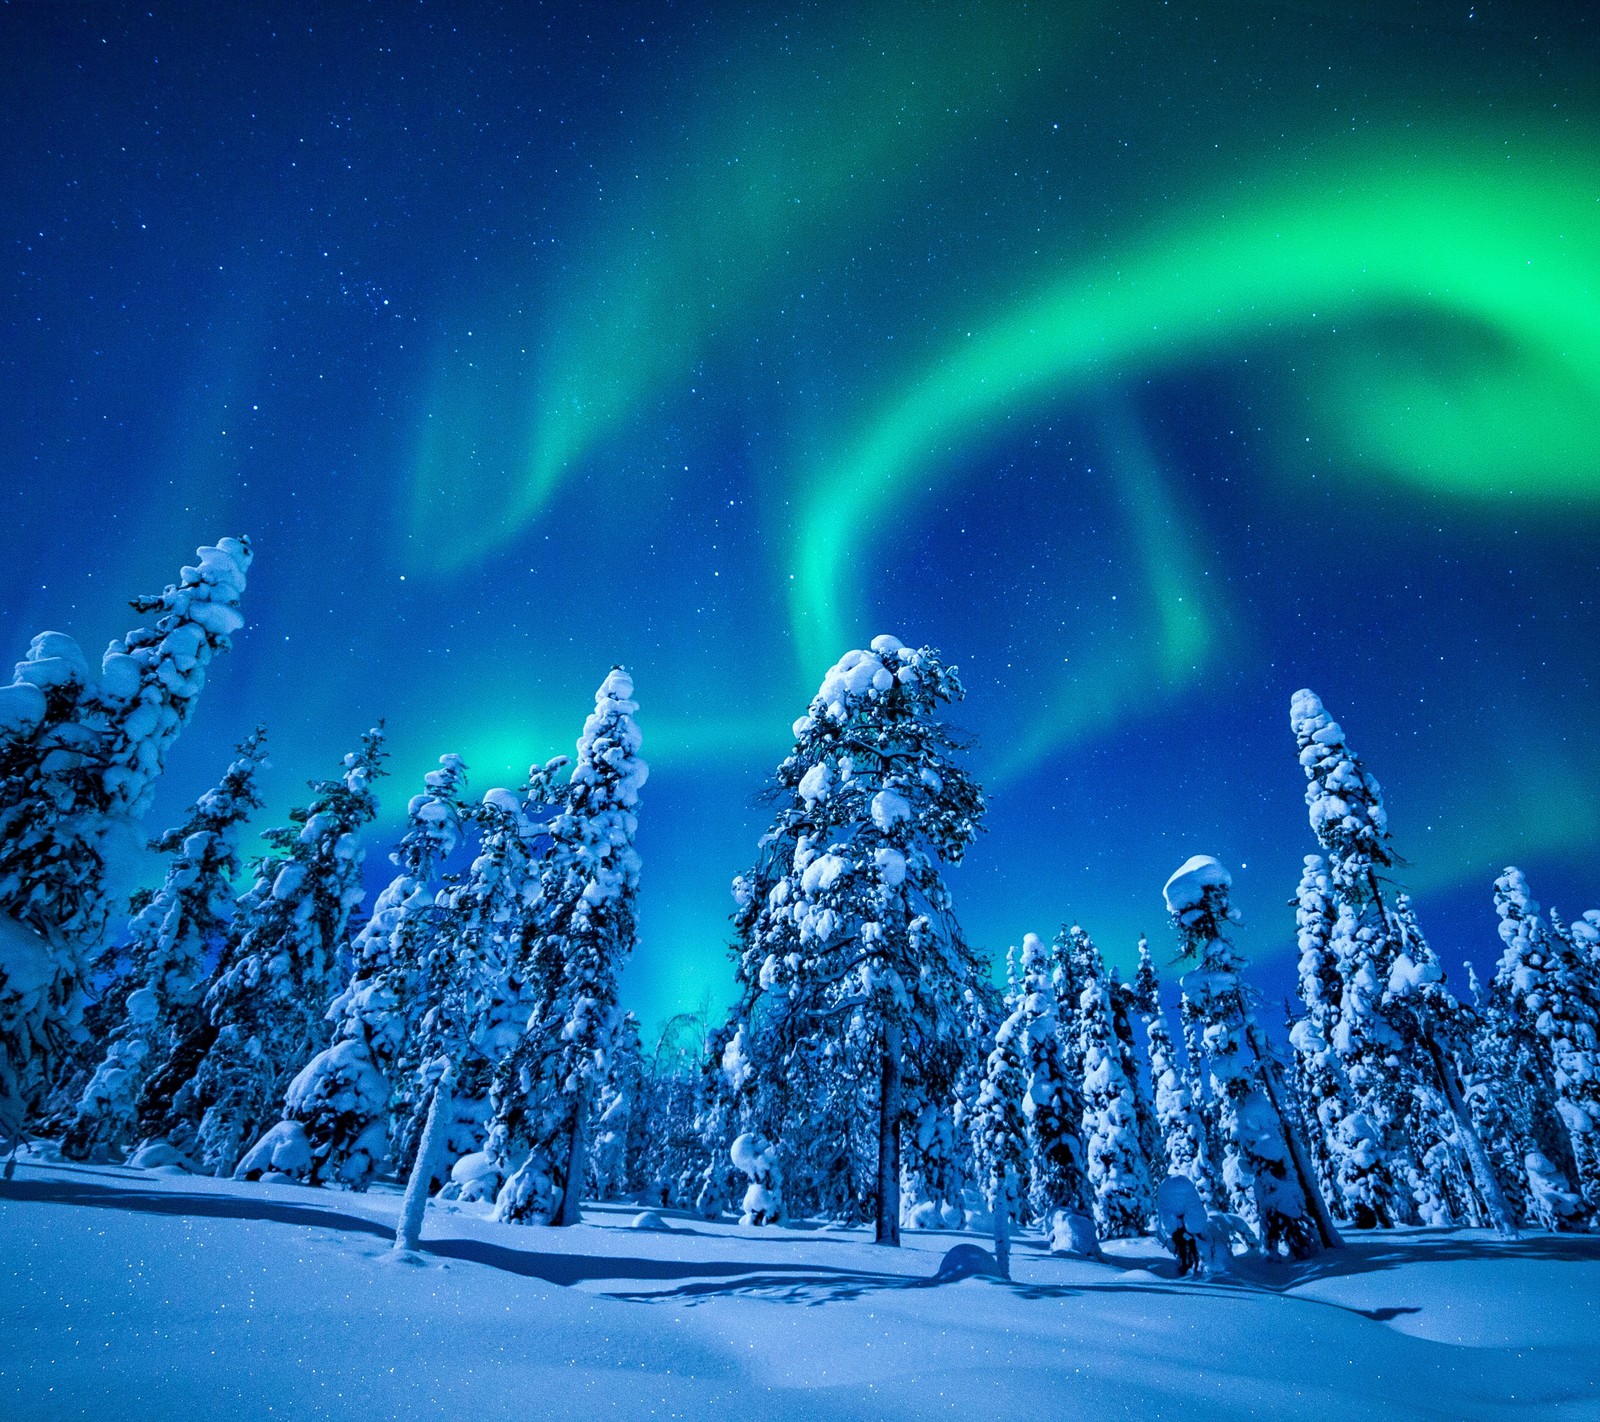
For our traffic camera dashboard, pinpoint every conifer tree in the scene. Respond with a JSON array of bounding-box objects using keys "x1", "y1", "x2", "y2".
[
  {"x1": 0, "y1": 536, "x2": 251, "y2": 1140},
  {"x1": 1494, "y1": 868, "x2": 1600, "y2": 1216},
  {"x1": 1285, "y1": 855, "x2": 1350, "y2": 1211},
  {"x1": 1109, "y1": 965, "x2": 1160, "y2": 1213},
  {"x1": 61, "y1": 730, "x2": 267, "y2": 1161},
  {"x1": 730, "y1": 636, "x2": 986, "y2": 1246},
  {"x1": 1013, "y1": 933, "x2": 1096, "y2": 1249},
  {"x1": 591, "y1": 1011, "x2": 645, "y2": 1201},
  {"x1": 494, "y1": 668, "x2": 647, "y2": 1227},
  {"x1": 270, "y1": 755, "x2": 467, "y2": 1189},
  {"x1": 1165, "y1": 855, "x2": 1322, "y2": 1259},
  {"x1": 1134, "y1": 938, "x2": 1218, "y2": 1203},
  {"x1": 1079, "y1": 969, "x2": 1152, "y2": 1238},
  {"x1": 971, "y1": 999, "x2": 1029, "y2": 1278},
  {"x1": 408, "y1": 765, "x2": 563, "y2": 1191},
  {"x1": 190, "y1": 729, "x2": 385, "y2": 1177}
]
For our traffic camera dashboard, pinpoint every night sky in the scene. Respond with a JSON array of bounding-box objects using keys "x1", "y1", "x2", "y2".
[{"x1": 5, "y1": 2, "x2": 1598, "y2": 1034}]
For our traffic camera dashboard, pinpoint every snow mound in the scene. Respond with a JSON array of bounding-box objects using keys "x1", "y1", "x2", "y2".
[
  {"x1": 932, "y1": 1244, "x2": 1005, "y2": 1282},
  {"x1": 628, "y1": 1211, "x2": 672, "y2": 1232}
]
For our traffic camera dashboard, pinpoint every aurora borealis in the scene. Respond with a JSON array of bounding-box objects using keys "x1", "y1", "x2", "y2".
[{"x1": 4, "y1": 2, "x2": 1597, "y2": 1031}]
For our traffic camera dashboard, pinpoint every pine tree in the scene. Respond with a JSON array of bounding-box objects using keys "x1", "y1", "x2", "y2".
[
  {"x1": 1109, "y1": 965, "x2": 1160, "y2": 1213},
  {"x1": 730, "y1": 636, "x2": 987, "y2": 1246},
  {"x1": 410, "y1": 765, "x2": 564, "y2": 1194},
  {"x1": 190, "y1": 729, "x2": 385, "y2": 1177},
  {"x1": 1134, "y1": 938, "x2": 1218, "y2": 1204},
  {"x1": 1165, "y1": 855, "x2": 1322, "y2": 1259},
  {"x1": 493, "y1": 668, "x2": 647, "y2": 1227},
  {"x1": 971, "y1": 999, "x2": 1029, "y2": 1278},
  {"x1": 1286, "y1": 855, "x2": 1350, "y2": 1213},
  {"x1": 61, "y1": 730, "x2": 267, "y2": 1161},
  {"x1": 1494, "y1": 868, "x2": 1600, "y2": 1217},
  {"x1": 590, "y1": 1011, "x2": 645, "y2": 1202},
  {"x1": 0, "y1": 536, "x2": 251, "y2": 1140},
  {"x1": 270, "y1": 755, "x2": 468, "y2": 1189},
  {"x1": 1012, "y1": 933, "x2": 1096, "y2": 1249},
  {"x1": 1079, "y1": 968, "x2": 1152, "y2": 1239}
]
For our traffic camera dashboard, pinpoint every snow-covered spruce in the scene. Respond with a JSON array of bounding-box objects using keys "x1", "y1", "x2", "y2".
[
  {"x1": 1494, "y1": 868, "x2": 1600, "y2": 1217},
  {"x1": 493, "y1": 668, "x2": 647, "y2": 1227},
  {"x1": 0, "y1": 537, "x2": 251, "y2": 1141},
  {"x1": 411, "y1": 763, "x2": 563, "y2": 1197},
  {"x1": 1165, "y1": 855, "x2": 1323, "y2": 1259},
  {"x1": 1109, "y1": 964, "x2": 1160, "y2": 1216},
  {"x1": 730, "y1": 1130, "x2": 785, "y2": 1224},
  {"x1": 271, "y1": 754, "x2": 468, "y2": 1189},
  {"x1": 1079, "y1": 968, "x2": 1152, "y2": 1239},
  {"x1": 971, "y1": 998, "x2": 1029, "y2": 1278},
  {"x1": 1286, "y1": 855, "x2": 1350, "y2": 1211},
  {"x1": 1013, "y1": 933, "x2": 1096, "y2": 1250},
  {"x1": 1381, "y1": 893, "x2": 1519, "y2": 1237},
  {"x1": 590, "y1": 1011, "x2": 646, "y2": 1202},
  {"x1": 61, "y1": 730, "x2": 267, "y2": 1162},
  {"x1": 729, "y1": 636, "x2": 987, "y2": 1245},
  {"x1": 1291, "y1": 691, "x2": 1417, "y2": 1227},
  {"x1": 1134, "y1": 937, "x2": 1218, "y2": 1204},
  {"x1": 189, "y1": 729, "x2": 385, "y2": 1178}
]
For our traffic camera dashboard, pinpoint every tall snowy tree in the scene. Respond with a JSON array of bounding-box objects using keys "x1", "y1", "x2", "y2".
[
  {"x1": 1494, "y1": 867, "x2": 1600, "y2": 1217},
  {"x1": 1165, "y1": 855, "x2": 1323, "y2": 1259},
  {"x1": 187, "y1": 729, "x2": 385, "y2": 1177},
  {"x1": 729, "y1": 636, "x2": 987, "y2": 1246},
  {"x1": 61, "y1": 730, "x2": 267, "y2": 1161},
  {"x1": 590, "y1": 1011, "x2": 645, "y2": 1202},
  {"x1": 1013, "y1": 933, "x2": 1096, "y2": 1250},
  {"x1": 264, "y1": 755, "x2": 469, "y2": 1189},
  {"x1": 0, "y1": 536, "x2": 251, "y2": 1141},
  {"x1": 1109, "y1": 965, "x2": 1160, "y2": 1212},
  {"x1": 493, "y1": 667, "x2": 647, "y2": 1227},
  {"x1": 1134, "y1": 938, "x2": 1218, "y2": 1204}
]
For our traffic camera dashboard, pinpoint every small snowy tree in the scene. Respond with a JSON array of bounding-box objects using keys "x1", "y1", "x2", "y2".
[
  {"x1": 1134, "y1": 937, "x2": 1218, "y2": 1204},
  {"x1": 0, "y1": 536, "x2": 251, "y2": 1140},
  {"x1": 1165, "y1": 855, "x2": 1322, "y2": 1259},
  {"x1": 731, "y1": 636, "x2": 987, "y2": 1246},
  {"x1": 493, "y1": 668, "x2": 647, "y2": 1227},
  {"x1": 270, "y1": 755, "x2": 468, "y2": 1189},
  {"x1": 971, "y1": 999, "x2": 1029, "y2": 1278},
  {"x1": 1494, "y1": 868, "x2": 1600, "y2": 1216},
  {"x1": 190, "y1": 729, "x2": 385, "y2": 1177},
  {"x1": 1012, "y1": 933, "x2": 1096, "y2": 1251},
  {"x1": 61, "y1": 730, "x2": 267, "y2": 1161},
  {"x1": 406, "y1": 764, "x2": 563, "y2": 1195},
  {"x1": 1079, "y1": 969, "x2": 1152, "y2": 1239},
  {"x1": 590, "y1": 1011, "x2": 645, "y2": 1201}
]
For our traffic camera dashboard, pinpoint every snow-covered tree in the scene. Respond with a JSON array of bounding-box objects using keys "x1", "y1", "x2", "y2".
[
  {"x1": 494, "y1": 668, "x2": 647, "y2": 1227},
  {"x1": 590, "y1": 1011, "x2": 645, "y2": 1202},
  {"x1": 188, "y1": 729, "x2": 385, "y2": 1177},
  {"x1": 1012, "y1": 933, "x2": 1096, "y2": 1249},
  {"x1": 1494, "y1": 868, "x2": 1600, "y2": 1216},
  {"x1": 1079, "y1": 969, "x2": 1152, "y2": 1239},
  {"x1": 1134, "y1": 937, "x2": 1217, "y2": 1204},
  {"x1": 1165, "y1": 855, "x2": 1322, "y2": 1259},
  {"x1": 1109, "y1": 965, "x2": 1160, "y2": 1212},
  {"x1": 0, "y1": 536, "x2": 251, "y2": 1140},
  {"x1": 1286, "y1": 855, "x2": 1349, "y2": 1210},
  {"x1": 405, "y1": 764, "x2": 563, "y2": 1194},
  {"x1": 61, "y1": 730, "x2": 267, "y2": 1161},
  {"x1": 266, "y1": 755, "x2": 468, "y2": 1189},
  {"x1": 971, "y1": 998, "x2": 1029, "y2": 1278},
  {"x1": 730, "y1": 636, "x2": 987, "y2": 1246}
]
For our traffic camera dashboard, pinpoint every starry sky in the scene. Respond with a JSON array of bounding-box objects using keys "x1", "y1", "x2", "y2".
[{"x1": 5, "y1": 1, "x2": 1598, "y2": 1035}]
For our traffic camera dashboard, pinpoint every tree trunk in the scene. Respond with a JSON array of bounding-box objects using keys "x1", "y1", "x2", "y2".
[
  {"x1": 395, "y1": 1062, "x2": 454, "y2": 1253},
  {"x1": 993, "y1": 1180, "x2": 1011, "y2": 1279},
  {"x1": 1248, "y1": 1021, "x2": 1342, "y2": 1250},
  {"x1": 553, "y1": 1091, "x2": 587, "y2": 1227},
  {"x1": 1424, "y1": 1035, "x2": 1520, "y2": 1239},
  {"x1": 875, "y1": 1022, "x2": 902, "y2": 1247}
]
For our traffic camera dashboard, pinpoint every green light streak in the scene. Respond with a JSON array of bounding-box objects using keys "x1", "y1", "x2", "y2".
[
  {"x1": 405, "y1": 3, "x2": 1087, "y2": 570},
  {"x1": 793, "y1": 140, "x2": 1600, "y2": 705}
]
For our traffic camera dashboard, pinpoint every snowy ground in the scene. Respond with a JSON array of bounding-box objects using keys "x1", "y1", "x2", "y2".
[{"x1": 3, "y1": 1159, "x2": 1598, "y2": 1421}]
